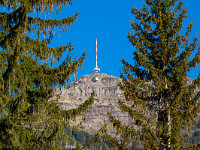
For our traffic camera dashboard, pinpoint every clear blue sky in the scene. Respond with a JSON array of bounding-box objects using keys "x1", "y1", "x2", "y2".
[{"x1": 50, "y1": 0, "x2": 200, "y2": 80}]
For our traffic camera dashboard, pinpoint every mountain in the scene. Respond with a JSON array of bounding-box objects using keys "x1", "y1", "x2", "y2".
[
  {"x1": 55, "y1": 73, "x2": 200, "y2": 148},
  {"x1": 56, "y1": 73, "x2": 134, "y2": 134}
]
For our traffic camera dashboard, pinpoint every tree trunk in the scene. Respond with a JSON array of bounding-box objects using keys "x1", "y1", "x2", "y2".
[
  {"x1": 158, "y1": 106, "x2": 171, "y2": 150},
  {"x1": 167, "y1": 107, "x2": 171, "y2": 150}
]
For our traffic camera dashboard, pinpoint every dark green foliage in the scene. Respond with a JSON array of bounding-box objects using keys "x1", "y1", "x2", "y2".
[
  {"x1": 0, "y1": 0, "x2": 94, "y2": 149},
  {"x1": 83, "y1": 123, "x2": 121, "y2": 150},
  {"x1": 66, "y1": 127, "x2": 93, "y2": 146},
  {"x1": 61, "y1": 125, "x2": 117, "y2": 150},
  {"x1": 72, "y1": 128, "x2": 92, "y2": 144},
  {"x1": 190, "y1": 119, "x2": 200, "y2": 145},
  {"x1": 192, "y1": 131, "x2": 200, "y2": 143},
  {"x1": 73, "y1": 142, "x2": 82, "y2": 150},
  {"x1": 62, "y1": 127, "x2": 93, "y2": 150},
  {"x1": 108, "y1": 0, "x2": 200, "y2": 149}
]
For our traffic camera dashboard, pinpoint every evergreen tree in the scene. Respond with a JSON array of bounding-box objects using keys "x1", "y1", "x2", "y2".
[
  {"x1": 108, "y1": 0, "x2": 200, "y2": 149},
  {"x1": 0, "y1": 0, "x2": 94, "y2": 149}
]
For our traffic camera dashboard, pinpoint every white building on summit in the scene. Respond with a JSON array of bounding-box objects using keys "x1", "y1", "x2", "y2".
[{"x1": 93, "y1": 38, "x2": 100, "y2": 74}]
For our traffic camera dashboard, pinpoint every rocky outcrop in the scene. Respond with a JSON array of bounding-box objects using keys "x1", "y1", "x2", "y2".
[
  {"x1": 56, "y1": 73, "x2": 200, "y2": 136},
  {"x1": 56, "y1": 73, "x2": 134, "y2": 134}
]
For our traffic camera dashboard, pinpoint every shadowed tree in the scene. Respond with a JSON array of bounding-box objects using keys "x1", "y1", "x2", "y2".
[
  {"x1": 106, "y1": 0, "x2": 200, "y2": 149},
  {"x1": 0, "y1": 0, "x2": 94, "y2": 149}
]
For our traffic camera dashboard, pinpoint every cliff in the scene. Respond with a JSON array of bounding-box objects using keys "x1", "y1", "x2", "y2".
[
  {"x1": 56, "y1": 73, "x2": 200, "y2": 140},
  {"x1": 56, "y1": 73, "x2": 134, "y2": 134}
]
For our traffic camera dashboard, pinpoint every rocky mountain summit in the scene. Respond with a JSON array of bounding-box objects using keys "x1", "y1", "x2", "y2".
[
  {"x1": 56, "y1": 73, "x2": 200, "y2": 138},
  {"x1": 56, "y1": 73, "x2": 134, "y2": 134}
]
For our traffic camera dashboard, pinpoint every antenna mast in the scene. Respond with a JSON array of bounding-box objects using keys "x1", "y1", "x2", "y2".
[
  {"x1": 93, "y1": 38, "x2": 100, "y2": 74},
  {"x1": 96, "y1": 38, "x2": 98, "y2": 68}
]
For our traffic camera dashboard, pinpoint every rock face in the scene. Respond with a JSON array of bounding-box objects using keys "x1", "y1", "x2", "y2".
[
  {"x1": 56, "y1": 73, "x2": 200, "y2": 135},
  {"x1": 57, "y1": 73, "x2": 133, "y2": 134}
]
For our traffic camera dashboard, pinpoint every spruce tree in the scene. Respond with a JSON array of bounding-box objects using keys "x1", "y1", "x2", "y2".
[
  {"x1": 108, "y1": 0, "x2": 200, "y2": 149},
  {"x1": 0, "y1": 0, "x2": 94, "y2": 149}
]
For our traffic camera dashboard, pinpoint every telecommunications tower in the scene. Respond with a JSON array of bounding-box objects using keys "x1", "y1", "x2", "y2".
[{"x1": 93, "y1": 38, "x2": 100, "y2": 74}]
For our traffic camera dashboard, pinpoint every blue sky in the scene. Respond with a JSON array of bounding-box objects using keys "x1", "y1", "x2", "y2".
[{"x1": 50, "y1": 0, "x2": 200, "y2": 80}]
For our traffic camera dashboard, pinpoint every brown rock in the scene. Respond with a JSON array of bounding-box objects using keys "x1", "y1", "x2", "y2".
[{"x1": 56, "y1": 73, "x2": 133, "y2": 134}]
